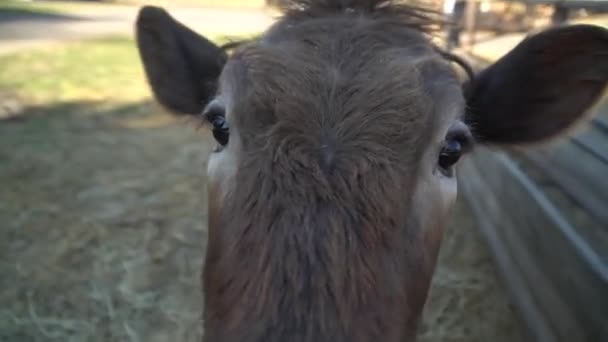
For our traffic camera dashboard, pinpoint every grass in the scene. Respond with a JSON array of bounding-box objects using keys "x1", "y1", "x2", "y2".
[
  {"x1": 113, "y1": 0, "x2": 267, "y2": 8},
  {"x1": 0, "y1": 37, "x2": 146, "y2": 104},
  {"x1": 0, "y1": 0, "x2": 268, "y2": 13},
  {"x1": 0, "y1": 34, "x2": 258, "y2": 106},
  {"x1": 0, "y1": 0, "x2": 83, "y2": 16}
]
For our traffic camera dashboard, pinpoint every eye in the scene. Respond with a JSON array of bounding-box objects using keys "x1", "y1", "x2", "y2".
[
  {"x1": 202, "y1": 101, "x2": 229, "y2": 148},
  {"x1": 211, "y1": 115, "x2": 229, "y2": 146},
  {"x1": 438, "y1": 139, "x2": 462, "y2": 174},
  {"x1": 438, "y1": 122, "x2": 473, "y2": 177}
]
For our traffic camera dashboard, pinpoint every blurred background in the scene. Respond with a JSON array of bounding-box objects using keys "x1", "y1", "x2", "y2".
[{"x1": 0, "y1": 0, "x2": 606, "y2": 341}]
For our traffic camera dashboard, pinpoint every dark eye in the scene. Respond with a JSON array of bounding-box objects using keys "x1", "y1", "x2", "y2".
[
  {"x1": 211, "y1": 115, "x2": 229, "y2": 146},
  {"x1": 438, "y1": 139, "x2": 462, "y2": 174},
  {"x1": 438, "y1": 123, "x2": 473, "y2": 177},
  {"x1": 202, "y1": 101, "x2": 229, "y2": 147}
]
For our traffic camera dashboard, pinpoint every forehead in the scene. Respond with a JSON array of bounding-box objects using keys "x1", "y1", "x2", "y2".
[{"x1": 219, "y1": 14, "x2": 464, "y2": 149}]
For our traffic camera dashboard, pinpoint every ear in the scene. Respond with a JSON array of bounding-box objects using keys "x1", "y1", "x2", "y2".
[
  {"x1": 464, "y1": 24, "x2": 608, "y2": 145},
  {"x1": 135, "y1": 6, "x2": 227, "y2": 115}
]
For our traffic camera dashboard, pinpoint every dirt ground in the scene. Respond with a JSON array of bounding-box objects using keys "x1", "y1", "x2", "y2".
[{"x1": 0, "y1": 96, "x2": 527, "y2": 341}]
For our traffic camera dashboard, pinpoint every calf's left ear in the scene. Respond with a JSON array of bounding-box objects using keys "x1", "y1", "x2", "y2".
[
  {"x1": 136, "y1": 6, "x2": 227, "y2": 115},
  {"x1": 464, "y1": 24, "x2": 608, "y2": 145}
]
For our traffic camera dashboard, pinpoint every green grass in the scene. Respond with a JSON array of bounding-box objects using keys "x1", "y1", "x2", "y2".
[
  {"x1": 0, "y1": 0, "x2": 268, "y2": 14},
  {"x1": 0, "y1": 34, "x2": 256, "y2": 105},
  {"x1": 0, "y1": 0, "x2": 80, "y2": 16},
  {"x1": 108, "y1": 0, "x2": 267, "y2": 9},
  {"x1": 0, "y1": 36, "x2": 146, "y2": 104}
]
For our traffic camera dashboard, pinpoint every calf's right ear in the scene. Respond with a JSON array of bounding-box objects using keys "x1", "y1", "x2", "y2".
[
  {"x1": 136, "y1": 6, "x2": 227, "y2": 115},
  {"x1": 463, "y1": 24, "x2": 608, "y2": 145}
]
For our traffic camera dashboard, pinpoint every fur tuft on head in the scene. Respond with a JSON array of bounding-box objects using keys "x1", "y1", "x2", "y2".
[{"x1": 277, "y1": 0, "x2": 446, "y2": 32}]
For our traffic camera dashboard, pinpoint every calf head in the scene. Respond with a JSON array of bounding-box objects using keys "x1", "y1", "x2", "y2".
[{"x1": 135, "y1": 1, "x2": 608, "y2": 341}]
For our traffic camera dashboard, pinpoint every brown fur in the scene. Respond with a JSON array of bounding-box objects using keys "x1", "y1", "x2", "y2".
[{"x1": 203, "y1": 2, "x2": 460, "y2": 341}]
